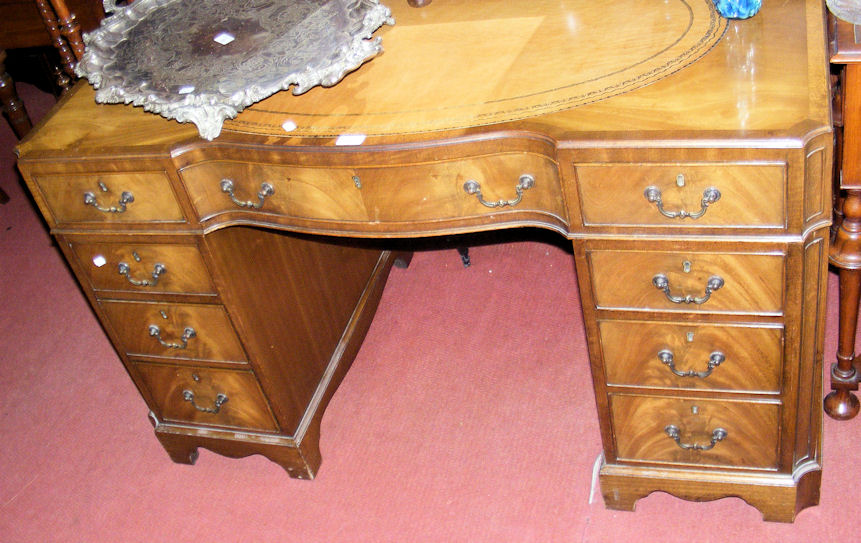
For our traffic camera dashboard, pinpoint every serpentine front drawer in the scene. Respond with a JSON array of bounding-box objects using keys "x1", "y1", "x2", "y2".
[
  {"x1": 30, "y1": 171, "x2": 185, "y2": 226},
  {"x1": 99, "y1": 300, "x2": 247, "y2": 364},
  {"x1": 70, "y1": 240, "x2": 216, "y2": 296},
  {"x1": 132, "y1": 362, "x2": 278, "y2": 432},
  {"x1": 586, "y1": 249, "x2": 785, "y2": 314},
  {"x1": 610, "y1": 394, "x2": 780, "y2": 470},
  {"x1": 574, "y1": 162, "x2": 786, "y2": 228},
  {"x1": 179, "y1": 153, "x2": 564, "y2": 224},
  {"x1": 599, "y1": 320, "x2": 783, "y2": 393}
]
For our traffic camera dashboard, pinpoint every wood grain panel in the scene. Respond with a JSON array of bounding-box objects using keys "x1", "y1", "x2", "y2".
[
  {"x1": 180, "y1": 153, "x2": 563, "y2": 224},
  {"x1": 588, "y1": 250, "x2": 784, "y2": 314},
  {"x1": 224, "y1": 0, "x2": 726, "y2": 136},
  {"x1": 99, "y1": 300, "x2": 247, "y2": 363},
  {"x1": 803, "y1": 143, "x2": 829, "y2": 224},
  {"x1": 203, "y1": 227, "x2": 387, "y2": 433},
  {"x1": 133, "y1": 362, "x2": 278, "y2": 432},
  {"x1": 31, "y1": 171, "x2": 185, "y2": 225},
  {"x1": 599, "y1": 321, "x2": 783, "y2": 393},
  {"x1": 70, "y1": 240, "x2": 216, "y2": 296},
  {"x1": 575, "y1": 162, "x2": 786, "y2": 228},
  {"x1": 611, "y1": 395, "x2": 780, "y2": 469}
]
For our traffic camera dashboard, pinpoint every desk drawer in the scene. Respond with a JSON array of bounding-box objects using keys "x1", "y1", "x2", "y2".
[
  {"x1": 599, "y1": 321, "x2": 783, "y2": 393},
  {"x1": 574, "y1": 162, "x2": 785, "y2": 228},
  {"x1": 180, "y1": 153, "x2": 563, "y2": 224},
  {"x1": 31, "y1": 171, "x2": 185, "y2": 225},
  {"x1": 611, "y1": 395, "x2": 779, "y2": 470},
  {"x1": 70, "y1": 240, "x2": 216, "y2": 296},
  {"x1": 587, "y1": 249, "x2": 784, "y2": 314},
  {"x1": 99, "y1": 300, "x2": 247, "y2": 363},
  {"x1": 133, "y1": 362, "x2": 278, "y2": 432}
]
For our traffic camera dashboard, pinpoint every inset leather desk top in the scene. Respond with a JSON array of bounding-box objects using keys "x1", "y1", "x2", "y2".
[{"x1": 224, "y1": 0, "x2": 727, "y2": 137}]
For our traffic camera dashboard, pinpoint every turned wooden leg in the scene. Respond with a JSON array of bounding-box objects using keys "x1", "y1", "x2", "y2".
[
  {"x1": 825, "y1": 267, "x2": 861, "y2": 418},
  {"x1": 0, "y1": 49, "x2": 32, "y2": 139},
  {"x1": 826, "y1": 190, "x2": 861, "y2": 419}
]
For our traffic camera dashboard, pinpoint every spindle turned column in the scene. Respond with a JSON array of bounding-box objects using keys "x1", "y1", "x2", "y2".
[
  {"x1": 827, "y1": 27, "x2": 861, "y2": 419},
  {"x1": 826, "y1": 189, "x2": 861, "y2": 418},
  {"x1": 0, "y1": 49, "x2": 32, "y2": 140}
]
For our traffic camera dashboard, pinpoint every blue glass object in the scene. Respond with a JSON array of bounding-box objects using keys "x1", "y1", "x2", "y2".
[{"x1": 713, "y1": 0, "x2": 762, "y2": 19}]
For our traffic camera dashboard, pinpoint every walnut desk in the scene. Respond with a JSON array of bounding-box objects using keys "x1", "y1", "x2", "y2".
[{"x1": 16, "y1": 0, "x2": 832, "y2": 523}]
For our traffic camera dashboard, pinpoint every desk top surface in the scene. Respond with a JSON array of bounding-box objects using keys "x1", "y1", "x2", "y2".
[{"x1": 17, "y1": 0, "x2": 831, "y2": 158}]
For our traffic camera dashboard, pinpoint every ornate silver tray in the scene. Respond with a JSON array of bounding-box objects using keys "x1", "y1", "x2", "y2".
[
  {"x1": 76, "y1": 0, "x2": 394, "y2": 139},
  {"x1": 827, "y1": 0, "x2": 861, "y2": 24}
]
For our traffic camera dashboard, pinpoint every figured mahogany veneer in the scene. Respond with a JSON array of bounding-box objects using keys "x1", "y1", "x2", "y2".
[
  {"x1": 599, "y1": 321, "x2": 783, "y2": 393},
  {"x1": 99, "y1": 300, "x2": 248, "y2": 363},
  {"x1": 15, "y1": 0, "x2": 832, "y2": 522},
  {"x1": 611, "y1": 395, "x2": 781, "y2": 470},
  {"x1": 31, "y1": 170, "x2": 184, "y2": 225},
  {"x1": 575, "y1": 161, "x2": 787, "y2": 228},
  {"x1": 133, "y1": 362, "x2": 280, "y2": 433},
  {"x1": 179, "y1": 149, "x2": 564, "y2": 231},
  {"x1": 69, "y1": 240, "x2": 216, "y2": 296},
  {"x1": 587, "y1": 249, "x2": 785, "y2": 314}
]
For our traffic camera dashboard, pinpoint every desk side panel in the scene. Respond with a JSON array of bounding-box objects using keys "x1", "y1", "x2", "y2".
[{"x1": 202, "y1": 226, "x2": 387, "y2": 434}]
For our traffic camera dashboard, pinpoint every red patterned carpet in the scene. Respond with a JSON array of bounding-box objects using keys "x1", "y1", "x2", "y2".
[{"x1": 1, "y1": 83, "x2": 859, "y2": 542}]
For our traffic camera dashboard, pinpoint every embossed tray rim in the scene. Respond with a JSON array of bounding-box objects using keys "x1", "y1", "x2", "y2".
[{"x1": 75, "y1": 0, "x2": 394, "y2": 140}]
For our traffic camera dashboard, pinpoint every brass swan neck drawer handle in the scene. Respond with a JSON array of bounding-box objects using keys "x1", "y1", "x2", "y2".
[
  {"x1": 657, "y1": 349, "x2": 725, "y2": 378},
  {"x1": 182, "y1": 390, "x2": 228, "y2": 414},
  {"x1": 118, "y1": 262, "x2": 166, "y2": 287},
  {"x1": 664, "y1": 425, "x2": 727, "y2": 451},
  {"x1": 643, "y1": 186, "x2": 721, "y2": 219},
  {"x1": 463, "y1": 174, "x2": 534, "y2": 208},
  {"x1": 83, "y1": 190, "x2": 134, "y2": 213},
  {"x1": 652, "y1": 273, "x2": 724, "y2": 304},
  {"x1": 220, "y1": 178, "x2": 275, "y2": 209},
  {"x1": 148, "y1": 324, "x2": 196, "y2": 349}
]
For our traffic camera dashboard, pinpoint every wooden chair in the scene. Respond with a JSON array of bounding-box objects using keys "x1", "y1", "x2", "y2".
[
  {"x1": 0, "y1": 48, "x2": 32, "y2": 139},
  {"x1": 0, "y1": 0, "x2": 88, "y2": 135},
  {"x1": 0, "y1": 0, "x2": 87, "y2": 204}
]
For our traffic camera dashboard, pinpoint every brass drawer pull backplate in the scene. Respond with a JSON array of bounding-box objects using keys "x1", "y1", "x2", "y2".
[
  {"x1": 83, "y1": 181, "x2": 134, "y2": 213},
  {"x1": 664, "y1": 424, "x2": 727, "y2": 451},
  {"x1": 220, "y1": 178, "x2": 275, "y2": 209},
  {"x1": 652, "y1": 273, "x2": 724, "y2": 304},
  {"x1": 463, "y1": 174, "x2": 535, "y2": 208},
  {"x1": 118, "y1": 261, "x2": 166, "y2": 286},
  {"x1": 643, "y1": 185, "x2": 720, "y2": 219},
  {"x1": 657, "y1": 349, "x2": 725, "y2": 378},
  {"x1": 182, "y1": 389, "x2": 228, "y2": 414},
  {"x1": 148, "y1": 324, "x2": 196, "y2": 349}
]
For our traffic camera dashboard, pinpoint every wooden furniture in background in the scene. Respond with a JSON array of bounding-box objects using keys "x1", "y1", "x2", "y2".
[
  {"x1": 0, "y1": 48, "x2": 31, "y2": 138},
  {"x1": 0, "y1": 0, "x2": 94, "y2": 135},
  {"x1": 0, "y1": 0, "x2": 90, "y2": 204},
  {"x1": 0, "y1": 46, "x2": 28, "y2": 203},
  {"x1": 826, "y1": 16, "x2": 861, "y2": 419},
  {"x1": 0, "y1": 0, "x2": 99, "y2": 50},
  {"x1": 15, "y1": 0, "x2": 832, "y2": 522},
  {"x1": 33, "y1": 0, "x2": 87, "y2": 88}
]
